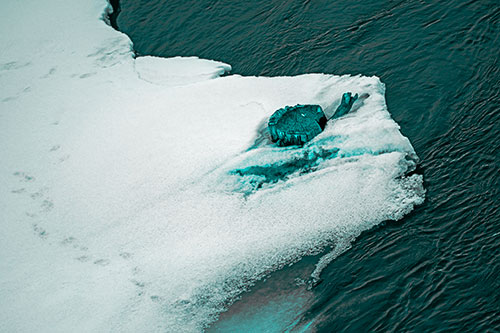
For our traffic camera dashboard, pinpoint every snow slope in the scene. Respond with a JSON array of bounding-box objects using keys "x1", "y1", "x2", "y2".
[{"x1": 0, "y1": 0, "x2": 424, "y2": 331}]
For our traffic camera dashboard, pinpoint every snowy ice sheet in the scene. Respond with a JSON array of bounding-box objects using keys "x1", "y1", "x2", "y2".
[
  {"x1": 0, "y1": 0, "x2": 424, "y2": 331},
  {"x1": 134, "y1": 56, "x2": 232, "y2": 87}
]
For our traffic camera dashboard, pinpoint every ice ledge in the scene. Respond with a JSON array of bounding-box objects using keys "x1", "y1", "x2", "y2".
[
  {"x1": 102, "y1": 1, "x2": 232, "y2": 86},
  {"x1": 134, "y1": 56, "x2": 232, "y2": 87}
]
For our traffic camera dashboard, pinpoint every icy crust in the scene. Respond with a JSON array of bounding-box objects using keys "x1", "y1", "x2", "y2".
[
  {"x1": 135, "y1": 56, "x2": 232, "y2": 86},
  {"x1": 0, "y1": 0, "x2": 424, "y2": 332}
]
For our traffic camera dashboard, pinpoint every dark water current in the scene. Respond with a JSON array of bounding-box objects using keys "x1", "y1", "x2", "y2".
[{"x1": 113, "y1": 0, "x2": 499, "y2": 331}]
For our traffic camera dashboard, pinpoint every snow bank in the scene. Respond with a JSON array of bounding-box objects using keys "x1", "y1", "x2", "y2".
[{"x1": 0, "y1": 0, "x2": 424, "y2": 331}]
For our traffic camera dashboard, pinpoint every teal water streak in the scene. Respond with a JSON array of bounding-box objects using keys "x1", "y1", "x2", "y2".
[{"x1": 116, "y1": 0, "x2": 500, "y2": 331}]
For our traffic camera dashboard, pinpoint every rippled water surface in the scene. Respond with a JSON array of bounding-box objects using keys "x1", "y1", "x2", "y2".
[{"x1": 114, "y1": 0, "x2": 499, "y2": 331}]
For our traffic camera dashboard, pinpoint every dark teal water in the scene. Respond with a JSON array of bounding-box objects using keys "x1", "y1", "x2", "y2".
[{"x1": 113, "y1": 0, "x2": 499, "y2": 331}]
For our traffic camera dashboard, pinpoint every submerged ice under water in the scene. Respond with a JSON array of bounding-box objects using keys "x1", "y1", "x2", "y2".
[{"x1": 0, "y1": 0, "x2": 424, "y2": 331}]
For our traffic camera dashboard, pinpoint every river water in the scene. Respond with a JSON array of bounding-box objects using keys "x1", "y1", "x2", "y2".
[{"x1": 113, "y1": 0, "x2": 499, "y2": 331}]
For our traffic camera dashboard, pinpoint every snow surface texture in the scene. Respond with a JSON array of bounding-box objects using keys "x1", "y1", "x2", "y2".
[{"x1": 0, "y1": 0, "x2": 424, "y2": 331}]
